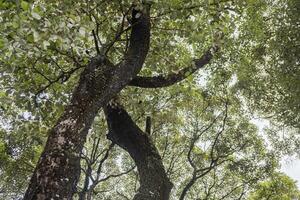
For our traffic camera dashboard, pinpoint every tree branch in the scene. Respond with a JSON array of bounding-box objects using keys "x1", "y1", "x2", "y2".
[
  {"x1": 104, "y1": 102, "x2": 173, "y2": 200},
  {"x1": 145, "y1": 116, "x2": 151, "y2": 134},
  {"x1": 179, "y1": 102, "x2": 229, "y2": 200},
  {"x1": 92, "y1": 29, "x2": 101, "y2": 54},
  {"x1": 129, "y1": 46, "x2": 218, "y2": 88}
]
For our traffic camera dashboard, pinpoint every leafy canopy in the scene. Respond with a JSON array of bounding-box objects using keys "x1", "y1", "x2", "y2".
[{"x1": 0, "y1": 0, "x2": 299, "y2": 199}]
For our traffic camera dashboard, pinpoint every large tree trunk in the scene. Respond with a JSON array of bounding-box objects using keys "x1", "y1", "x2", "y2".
[
  {"x1": 24, "y1": 5, "x2": 151, "y2": 200},
  {"x1": 104, "y1": 102, "x2": 173, "y2": 200}
]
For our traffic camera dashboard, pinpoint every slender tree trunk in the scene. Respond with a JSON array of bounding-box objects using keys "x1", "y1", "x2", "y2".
[
  {"x1": 24, "y1": 5, "x2": 151, "y2": 199},
  {"x1": 104, "y1": 103, "x2": 173, "y2": 200},
  {"x1": 179, "y1": 172, "x2": 197, "y2": 200},
  {"x1": 79, "y1": 164, "x2": 92, "y2": 200}
]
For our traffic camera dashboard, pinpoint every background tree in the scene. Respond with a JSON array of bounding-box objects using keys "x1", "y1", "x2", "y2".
[{"x1": 248, "y1": 173, "x2": 300, "y2": 200}]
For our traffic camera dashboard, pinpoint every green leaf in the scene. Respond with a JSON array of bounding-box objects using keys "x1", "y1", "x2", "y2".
[
  {"x1": 26, "y1": 33, "x2": 34, "y2": 43},
  {"x1": 43, "y1": 41, "x2": 50, "y2": 49},
  {"x1": 20, "y1": 1, "x2": 29, "y2": 11},
  {"x1": 0, "y1": 39, "x2": 4, "y2": 49},
  {"x1": 31, "y1": 12, "x2": 41, "y2": 20},
  {"x1": 33, "y1": 30, "x2": 40, "y2": 42}
]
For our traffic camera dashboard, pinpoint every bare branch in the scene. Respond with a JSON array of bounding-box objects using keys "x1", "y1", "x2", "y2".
[
  {"x1": 94, "y1": 143, "x2": 115, "y2": 181},
  {"x1": 104, "y1": 5, "x2": 133, "y2": 55},
  {"x1": 92, "y1": 30, "x2": 101, "y2": 54},
  {"x1": 210, "y1": 101, "x2": 228, "y2": 160},
  {"x1": 34, "y1": 64, "x2": 84, "y2": 103},
  {"x1": 180, "y1": 102, "x2": 230, "y2": 200},
  {"x1": 96, "y1": 165, "x2": 135, "y2": 184}
]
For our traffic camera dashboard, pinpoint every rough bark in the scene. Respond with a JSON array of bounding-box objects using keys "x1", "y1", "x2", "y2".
[
  {"x1": 104, "y1": 103, "x2": 173, "y2": 200},
  {"x1": 24, "y1": 5, "x2": 151, "y2": 200}
]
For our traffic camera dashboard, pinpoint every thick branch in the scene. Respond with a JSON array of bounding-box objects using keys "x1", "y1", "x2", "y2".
[
  {"x1": 110, "y1": 5, "x2": 151, "y2": 91},
  {"x1": 104, "y1": 102, "x2": 173, "y2": 200},
  {"x1": 129, "y1": 47, "x2": 217, "y2": 88}
]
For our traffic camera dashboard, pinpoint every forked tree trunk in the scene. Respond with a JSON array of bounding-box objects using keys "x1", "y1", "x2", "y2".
[
  {"x1": 104, "y1": 103, "x2": 173, "y2": 200},
  {"x1": 24, "y1": 5, "x2": 151, "y2": 199}
]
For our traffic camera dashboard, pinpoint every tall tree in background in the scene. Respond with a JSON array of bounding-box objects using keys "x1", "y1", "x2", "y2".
[
  {"x1": 0, "y1": 0, "x2": 299, "y2": 199},
  {"x1": 248, "y1": 173, "x2": 300, "y2": 200}
]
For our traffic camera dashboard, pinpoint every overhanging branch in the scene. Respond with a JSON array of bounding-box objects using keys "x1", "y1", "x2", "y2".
[{"x1": 129, "y1": 46, "x2": 218, "y2": 88}]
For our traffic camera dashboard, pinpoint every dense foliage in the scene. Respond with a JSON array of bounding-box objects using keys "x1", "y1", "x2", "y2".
[
  {"x1": 0, "y1": 0, "x2": 299, "y2": 199},
  {"x1": 248, "y1": 173, "x2": 300, "y2": 200}
]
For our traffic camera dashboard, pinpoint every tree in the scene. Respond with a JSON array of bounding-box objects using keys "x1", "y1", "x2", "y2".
[
  {"x1": 0, "y1": 0, "x2": 299, "y2": 199},
  {"x1": 248, "y1": 173, "x2": 300, "y2": 200}
]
